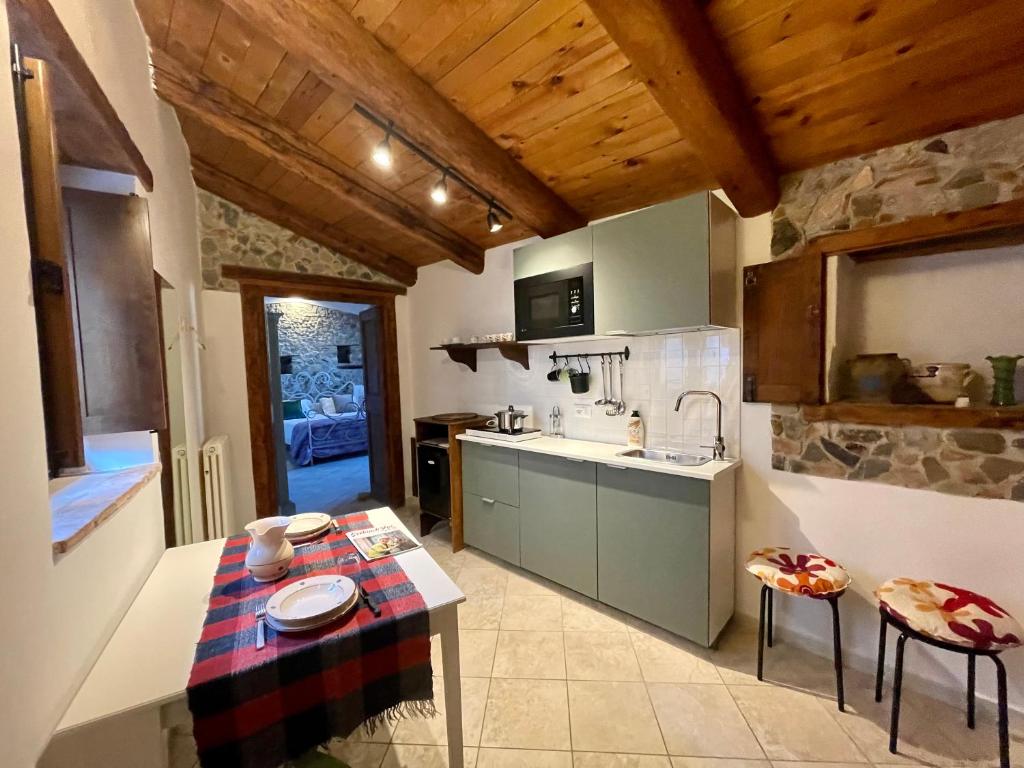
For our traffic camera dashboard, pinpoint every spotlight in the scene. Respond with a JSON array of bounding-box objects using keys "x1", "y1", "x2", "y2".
[
  {"x1": 372, "y1": 130, "x2": 392, "y2": 169},
  {"x1": 487, "y1": 203, "x2": 503, "y2": 233},
  {"x1": 430, "y1": 172, "x2": 448, "y2": 205}
]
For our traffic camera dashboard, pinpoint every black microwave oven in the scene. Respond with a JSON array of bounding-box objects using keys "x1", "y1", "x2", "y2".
[{"x1": 513, "y1": 262, "x2": 594, "y2": 341}]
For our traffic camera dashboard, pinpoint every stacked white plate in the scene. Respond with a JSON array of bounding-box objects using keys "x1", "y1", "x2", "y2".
[
  {"x1": 285, "y1": 512, "x2": 333, "y2": 544},
  {"x1": 265, "y1": 575, "x2": 358, "y2": 633}
]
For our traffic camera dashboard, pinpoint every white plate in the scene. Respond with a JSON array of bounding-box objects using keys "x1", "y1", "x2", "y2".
[
  {"x1": 285, "y1": 513, "x2": 332, "y2": 541},
  {"x1": 267, "y1": 575, "x2": 356, "y2": 625},
  {"x1": 265, "y1": 591, "x2": 358, "y2": 633}
]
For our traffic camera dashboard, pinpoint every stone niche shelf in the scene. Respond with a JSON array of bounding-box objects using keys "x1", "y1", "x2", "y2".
[
  {"x1": 430, "y1": 342, "x2": 530, "y2": 372},
  {"x1": 803, "y1": 402, "x2": 1024, "y2": 430}
]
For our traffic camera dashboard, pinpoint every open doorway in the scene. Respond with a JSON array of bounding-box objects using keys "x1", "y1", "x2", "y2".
[
  {"x1": 267, "y1": 297, "x2": 373, "y2": 515},
  {"x1": 228, "y1": 266, "x2": 405, "y2": 519}
]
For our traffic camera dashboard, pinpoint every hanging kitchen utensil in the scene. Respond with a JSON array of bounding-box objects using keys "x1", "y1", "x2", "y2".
[
  {"x1": 617, "y1": 354, "x2": 627, "y2": 415},
  {"x1": 595, "y1": 355, "x2": 609, "y2": 405},
  {"x1": 605, "y1": 355, "x2": 622, "y2": 416},
  {"x1": 569, "y1": 354, "x2": 590, "y2": 393},
  {"x1": 546, "y1": 357, "x2": 562, "y2": 382}
]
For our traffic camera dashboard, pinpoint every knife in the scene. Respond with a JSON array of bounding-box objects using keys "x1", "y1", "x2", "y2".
[{"x1": 360, "y1": 584, "x2": 382, "y2": 618}]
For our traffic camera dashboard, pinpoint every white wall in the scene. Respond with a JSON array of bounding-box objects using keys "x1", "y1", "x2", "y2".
[
  {"x1": 0, "y1": 2, "x2": 206, "y2": 764},
  {"x1": 202, "y1": 290, "x2": 258, "y2": 529},
  {"x1": 734, "y1": 214, "x2": 1024, "y2": 711}
]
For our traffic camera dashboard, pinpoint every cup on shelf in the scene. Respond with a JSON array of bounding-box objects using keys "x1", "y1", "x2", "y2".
[
  {"x1": 501, "y1": 332, "x2": 514, "y2": 341},
  {"x1": 449, "y1": 336, "x2": 462, "y2": 345},
  {"x1": 469, "y1": 336, "x2": 480, "y2": 344}
]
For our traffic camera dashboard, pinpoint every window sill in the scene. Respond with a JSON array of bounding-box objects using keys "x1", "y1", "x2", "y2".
[
  {"x1": 802, "y1": 402, "x2": 1024, "y2": 430},
  {"x1": 50, "y1": 463, "x2": 161, "y2": 555}
]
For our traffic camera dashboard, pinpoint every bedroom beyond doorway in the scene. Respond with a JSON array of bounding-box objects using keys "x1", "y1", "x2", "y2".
[{"x1": 266, "y1": 297, "x2": 373, "y2": 516}]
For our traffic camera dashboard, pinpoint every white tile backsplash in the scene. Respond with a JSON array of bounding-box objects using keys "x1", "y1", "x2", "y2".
[{"x1": 457, "y1": 329, "x2": 741, "y2": 458}]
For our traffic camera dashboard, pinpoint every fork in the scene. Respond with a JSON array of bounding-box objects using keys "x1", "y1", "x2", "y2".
[{"x1": 255, "y1": 605, "x2": 266, "y2": 650}]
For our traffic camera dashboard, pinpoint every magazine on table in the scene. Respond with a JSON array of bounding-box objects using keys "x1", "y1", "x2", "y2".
[{"x1": 346, "y1": 525, "x2": 422, "y2": 561}]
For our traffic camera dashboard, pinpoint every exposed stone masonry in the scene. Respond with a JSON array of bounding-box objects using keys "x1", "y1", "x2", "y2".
[
  {"x1": 197, "y1": 190, "x2": 397, "y2": 291},
  {"x1": 768, "y1": 115, "x2": 1024, "y2": 501},
  {"x1": 267, "y1": 301, "x2": 365, "y2": 390},
  {"x1": 771, "y1": 113, "x2": 1024, "y2": 258},
  {"x1": 772, "y1": 410, "x2": 1024, "y2": 502}
]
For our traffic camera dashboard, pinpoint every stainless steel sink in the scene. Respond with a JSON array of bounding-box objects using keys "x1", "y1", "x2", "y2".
[{"x1": 616, "y1": 448, "x2": 712, "y2": 466}]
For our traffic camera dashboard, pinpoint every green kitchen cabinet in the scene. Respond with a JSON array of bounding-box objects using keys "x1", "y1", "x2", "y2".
[
  {"x1": 592, "y1": 193, "x2": 736, "y2": 335},
  {"x1": 462, "y1": 441, "x2": 519, "y2": 508},
  {"x1": 512, "y1": 226, "x2": 593, "y2": 280},
  {"x1": 518, "y1": 452, "x2": 598, "y2": 598},
  {"x1": 596, "y1": 463, "x2": 712, "y2": 645},
  {"x1": 463, "y1": 493, "x2": 520, "y2": 565}
]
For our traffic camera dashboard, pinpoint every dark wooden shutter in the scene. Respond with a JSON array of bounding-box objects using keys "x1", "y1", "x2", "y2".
[
  {"x1": 742, "y1": 251, "x2": 824, "y2": 403},
  {"x1": 63, "y1": 188, "x2": 167, "y2": 434}
]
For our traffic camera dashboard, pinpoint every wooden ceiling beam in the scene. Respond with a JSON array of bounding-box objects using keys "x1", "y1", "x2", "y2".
[
  {"x1": 192, "y1": 158, "x2": 418, "y2": 287},
  {"x1": 585, "y1": 0, "x2": 779, "y2": 217},
  {"x1": 151, "y1": 50, "x2": 482, "y2": 274},
  {"x1": 218, "y1": 0, "x2": 587, "y2": 238}
]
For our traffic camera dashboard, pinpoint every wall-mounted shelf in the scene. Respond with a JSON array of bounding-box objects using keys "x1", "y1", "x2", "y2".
[
  {"x1": 430, "y1": 342, "x2": 530, "y2": 372},
  {"x1": 802, "y1": 402, "x2": 1024, "y2": 430}
]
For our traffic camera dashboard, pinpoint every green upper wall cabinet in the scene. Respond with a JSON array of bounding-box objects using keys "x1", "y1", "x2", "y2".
[
  {"x1": 593, "y1": 193, "x2": 737, "y2": 335},
  {"x1": 513, "y1": 226, "x2": 593, "y2": 280}
]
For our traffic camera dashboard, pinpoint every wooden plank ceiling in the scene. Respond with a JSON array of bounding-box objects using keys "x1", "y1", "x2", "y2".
[{"x1": 135, "y1": 0, "x2": 1024, "y2": 285}]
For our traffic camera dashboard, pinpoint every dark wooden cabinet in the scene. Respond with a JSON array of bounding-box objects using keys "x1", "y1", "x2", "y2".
[
  {"x1": 742, "y1": 251, "x2": 824, "y2": 404},
  {"x1": 64, "y1": 188, "x2": 166, "y2": 434}
]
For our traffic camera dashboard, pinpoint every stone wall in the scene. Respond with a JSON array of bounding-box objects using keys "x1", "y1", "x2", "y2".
[
  {"x1": 266, "y1": 301, "x2": 364, "y2": 390},
  {"x1": 772, "y1": 409, "x2": 1024, "y2": 502},
  {"x1": 771, "y1": 113, "x2": 1024, "y2": 258},
  {"x1": 197, "y1": 190, "x2": 398, "y2": 291},
  {"x1": 767, "y1": 115, "x2": 1024, "y2": 501}
]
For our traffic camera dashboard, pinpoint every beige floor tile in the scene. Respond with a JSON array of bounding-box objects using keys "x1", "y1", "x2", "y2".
[
  {"x1": 491, "y1": 630, "x2": 566, "y2": 679},
  {"x1": 568, "y1": 680, "x2": 666, "y2": 755},
  {"x1": 564, "y1": 631, "x2": 642, "y2": 681},
  {"x1": 381, "y1": 744, "x2": 478, "y2": 767},
  {"x1": 343, "y1": 720, "x2": 395, "y2": 744},
  {"x1": 457, "y1": 568, "x2": 509, "y2": 598},
  {"x1": 480, "y1": 678, "x2": 572, "y2": 750},
  {"x1": 458, "y1": 596, "x2": 505, "y2": 630},
  {"x1": 563, "y1": 595, "x2": 634, "y2": 632},
  {"x1": 325, "y1": 740, "x2": 389, "y2": 768},
  {"x1": 670, "y1": 760, "x2": 769, "y2": 768},
  {"x1": 432, "y1": 631, "x2": 498, "y2": 678},
  {"x1": 647, "y1": 683, "x2": 764, "y2": 759},
  {"x1": 477, "y1": 747, "x2": 573, "y2": 767},
  {"x1": 728, "y1": 685, "x2": 865, "y2": 763},
  {"x1": 391, "y1": 676, "x2": 490, "y2": 747},
  {"x1": 500, "y1": 594, "x2": 563, "y2": 631},
  {"x1": 506, "y1": 571, "x2": 564, "y2": 597},
  {"x1": 767, "y1": 763, "x2": 867, "y2": 768},
  {"x1": 575, "y1": 753, "x2": 673, "y2": 767},
  {"x1": 631, "y1": 632, "x2": 722, "y2": 684}
]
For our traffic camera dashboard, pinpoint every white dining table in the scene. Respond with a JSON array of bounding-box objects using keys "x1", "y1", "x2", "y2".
[{"x1": 51, "y1": 507, "x2": 467, "y2": 768}]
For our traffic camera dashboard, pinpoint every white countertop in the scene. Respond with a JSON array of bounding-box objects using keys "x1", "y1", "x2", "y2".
[{"x1": 456, "y1": 434, "x2": 740, "y2": 480}]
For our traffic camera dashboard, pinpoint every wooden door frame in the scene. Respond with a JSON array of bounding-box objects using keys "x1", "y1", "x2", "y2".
[{"x1": 224, "y1": 265, "x2": 407, "y2": 518}]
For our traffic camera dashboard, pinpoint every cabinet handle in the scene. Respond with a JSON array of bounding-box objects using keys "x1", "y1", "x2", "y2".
[
  {"x1": 481, "y1": 497, "x2": 496, "y2": 504},
  {"x1": 564, "y1": 457, "x2": 586, "y2": 463},
  {"x1": 605, "y1": 464, "x2": 629, "y2": 470}
]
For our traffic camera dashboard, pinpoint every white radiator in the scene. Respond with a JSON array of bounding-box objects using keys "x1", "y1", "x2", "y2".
[
  {"x1": 202, "y1": 435, "x2": 232, "y2": 540},
  {"x1": 172, "y1": 444, "x2": 193, "y2": 545}
]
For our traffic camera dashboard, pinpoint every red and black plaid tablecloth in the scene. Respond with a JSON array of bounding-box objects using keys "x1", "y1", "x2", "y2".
[{"x1": 187, "y1": 512, "x2": 434, "y2": 768}]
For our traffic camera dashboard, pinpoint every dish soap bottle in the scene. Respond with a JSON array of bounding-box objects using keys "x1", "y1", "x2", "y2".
[{"x1": 626, "y1": 409, "x2": 644, "y2": 448}]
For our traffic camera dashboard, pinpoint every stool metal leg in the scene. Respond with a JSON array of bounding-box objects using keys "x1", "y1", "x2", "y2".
[
  {"x1": 767, "y1": 588, "x2": 774, "y2": 648},
  {"x1": 829, "y1": 595, "x2": 845, "y2": 712},
  {"x1": 993, "y1": 655, "x2": 1009, "y2": 768},
  {"x1": 875, "y1": 611, "x2": 888, "y2": 702},
  {"x1": 967, "y1": 652, "x2": 976, "y2": 729},
  {"x1": 757, "y1": 584, "x2": 768, "y2": 681},
  {"x1": 889, "y1": 633, "x2": 909, "y2": 755}
]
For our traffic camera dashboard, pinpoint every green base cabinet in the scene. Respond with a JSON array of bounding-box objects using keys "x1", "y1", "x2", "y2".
[
  {"x1": 463, "y1": 493, "x2": 520, "y2": 565},
  {"x1": 597, "y1": 464, "x2": 712, "y2": 646},
  {"x1": 519, "y1": 453, "x2": 597, "y2": 598},
  {"x1": 462, "y1": 441, "x2": 519, "y2": 507}
]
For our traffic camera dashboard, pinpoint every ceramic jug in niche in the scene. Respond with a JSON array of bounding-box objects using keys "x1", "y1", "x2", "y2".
[{"x1": 245, "y1": 516, "x2": 294, "y2": 582}]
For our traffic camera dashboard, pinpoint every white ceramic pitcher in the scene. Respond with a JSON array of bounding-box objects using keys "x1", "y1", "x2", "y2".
[{"x1": 244, "y1": 516, "x2": 295, "y2": 582}]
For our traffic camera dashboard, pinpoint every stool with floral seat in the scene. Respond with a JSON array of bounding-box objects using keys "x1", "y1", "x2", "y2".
[
  {"x1": 745, "y1": 547, "x2": 851, "y2": 711},
  {"x1": 874, "y1": 577, "x2": 1022, "y2": 768}
]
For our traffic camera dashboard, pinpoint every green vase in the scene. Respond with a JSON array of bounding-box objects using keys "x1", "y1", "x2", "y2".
[{"x1": 986, "y1": 355, "x2": 1023, "y2": 406}]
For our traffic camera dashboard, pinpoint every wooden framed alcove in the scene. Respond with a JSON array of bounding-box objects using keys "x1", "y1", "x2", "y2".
[
  {"x1": 744, "y1": 198, "x2": 1024, "y2": 428},
  {"x1": 225, "y1": 265, "x2": 407, "y2": 518}
]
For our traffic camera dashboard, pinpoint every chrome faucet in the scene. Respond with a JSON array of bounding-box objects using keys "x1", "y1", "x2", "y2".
[{"x1": 674, "y1": 390, "x2": 725, "y2": 460}]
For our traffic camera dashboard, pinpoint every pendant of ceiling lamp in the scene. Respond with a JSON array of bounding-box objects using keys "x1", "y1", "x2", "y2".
[{"x1": 355, "y1": 103, "x2": 511, "y2": 234}]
